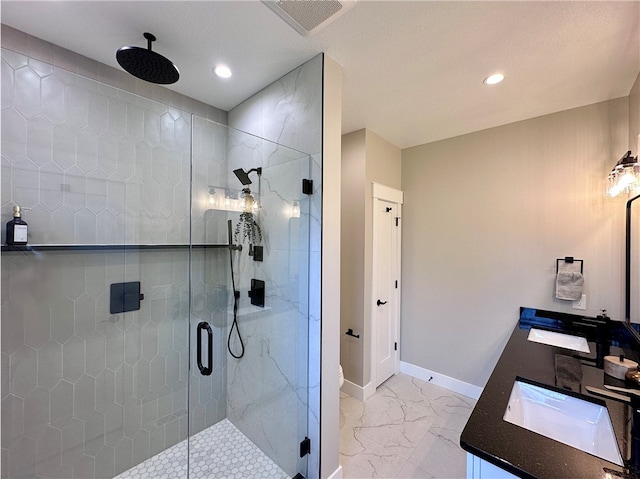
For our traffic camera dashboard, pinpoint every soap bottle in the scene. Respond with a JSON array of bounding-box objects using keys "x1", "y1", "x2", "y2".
[{"x1": 6, "y1": 205, "x2": 28, "y2": 245}]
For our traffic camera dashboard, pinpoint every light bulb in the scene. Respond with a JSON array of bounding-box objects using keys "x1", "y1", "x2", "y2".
[
  {"x1": 620, "y1": 171, "x2": 636, "y2": 188},
  {"x1": 292, "y1": 201, "x2": 300, "y2": 218},
  {"x1": 483, "y1": 73, "x2": 504, "y2": 85},
  {"x1": 214, "y1": 65, "x2": 232, "y2": 78}
]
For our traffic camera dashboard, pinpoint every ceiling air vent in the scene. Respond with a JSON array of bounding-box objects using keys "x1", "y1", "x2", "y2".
[{"x1": 262, "y1": 0, "x2": 356, "y2": 37}]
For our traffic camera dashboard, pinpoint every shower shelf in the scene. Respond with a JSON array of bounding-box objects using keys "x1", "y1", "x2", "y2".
[{"x1": 2, "y1": 243, "x2": 232, "y2": 252}]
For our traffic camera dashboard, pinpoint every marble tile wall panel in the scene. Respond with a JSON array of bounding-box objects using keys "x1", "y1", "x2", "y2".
[
  {"x1": 307, "y1": 151, "x2": 323, "y2": 478},
  {"x1": 228, "y1": 54, "x2": 323, "y2": 479},
  {"x1": 218, "y1": 124, "x2": 312, "y2": 477}
]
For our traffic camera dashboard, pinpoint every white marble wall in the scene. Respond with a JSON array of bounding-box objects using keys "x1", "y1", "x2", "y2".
[
  {"x1": 221, "y1": 128, "x2": 313, "y2": 477},
  {"x1": 228, "y1": 54, "x2": 323, "y2": 478}
]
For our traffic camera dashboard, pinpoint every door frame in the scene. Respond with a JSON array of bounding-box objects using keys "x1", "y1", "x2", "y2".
[{"x1": 370, "y1": 182, "x2": 403, "y2": 389}]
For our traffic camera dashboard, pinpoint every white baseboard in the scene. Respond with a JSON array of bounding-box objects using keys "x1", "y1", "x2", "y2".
[
  {"x1": 400, "y1": 361, "x2": 483, "y2": 400},
  {"x1": 327, "y1": 464, "x2": 343, "y2": 479},
  {"x1": 341, "y1": 379, "x2": 376, "y2": 401}
]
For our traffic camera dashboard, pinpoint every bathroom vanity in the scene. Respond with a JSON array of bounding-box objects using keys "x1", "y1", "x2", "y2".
[{"x1": 461, "y1": 308, "x2": 640, "y2": 479}]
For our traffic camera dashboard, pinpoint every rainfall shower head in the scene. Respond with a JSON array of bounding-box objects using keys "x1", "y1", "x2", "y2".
[
  {"x1": 233, "y1": 167, "x2": 262, "y2": 186},
  {"x1": 116, "y1": 32, "x2": 180, "y2": 85}
]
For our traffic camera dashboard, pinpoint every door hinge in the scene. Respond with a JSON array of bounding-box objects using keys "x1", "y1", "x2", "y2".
[
  {"x1": 394, "y1": 342, "x2": 398, "y2": 351},
  {"x1": 395, "y1": 217, "x2": 399, "y2": 226},
  {"x1": 302, "y1": 179, "x2": 313, "y2": 195},
  {"x1": 300, "y1": 437, "x2": 311, "y2": 457},
  {"x1": 395, "y1": 280, "x2": 398, "y2": 289}
]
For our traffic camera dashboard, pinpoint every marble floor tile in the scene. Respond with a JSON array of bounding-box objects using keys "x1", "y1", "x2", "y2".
[
  {"x1": 395, "y1": 459, "x2": 437, "y2": 479},
  {"x1": 339, "y1": 373, "x2": 476, "y2": 479}
]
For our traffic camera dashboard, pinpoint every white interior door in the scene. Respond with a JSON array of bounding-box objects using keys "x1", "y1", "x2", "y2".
[{"x1": 372, "y1": 183, "x2": 403, "y2": 388}]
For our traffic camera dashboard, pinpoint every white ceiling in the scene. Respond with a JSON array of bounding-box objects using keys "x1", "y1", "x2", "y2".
[{"x1": 1, "y1": 1, "x2": 639, "y2": 149}]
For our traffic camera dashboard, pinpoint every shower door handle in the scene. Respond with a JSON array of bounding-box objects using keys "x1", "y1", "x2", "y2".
[{"x1": 197, "y1": 322, "x2": 213, "y2": 376}]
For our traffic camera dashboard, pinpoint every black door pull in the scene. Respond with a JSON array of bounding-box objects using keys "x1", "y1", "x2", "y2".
[
  {"x1": 377, "y1": 299, "x2": 387, "y2": 306},
  {"x1": 197, "y1": 321, "x2": 213, "y2": 376}
]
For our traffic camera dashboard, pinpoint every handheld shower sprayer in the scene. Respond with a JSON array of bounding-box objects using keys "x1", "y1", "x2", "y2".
[{"x1": 227, "y1": 219, "x2": 244, "y2": 359}]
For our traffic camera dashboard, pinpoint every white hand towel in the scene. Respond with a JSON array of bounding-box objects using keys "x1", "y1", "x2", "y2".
[{"x1": 555, "y1": 270, "x2": 584, "y2": 300}]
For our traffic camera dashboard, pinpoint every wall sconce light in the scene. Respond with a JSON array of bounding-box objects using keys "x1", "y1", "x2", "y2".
[
  {"x1": 291, "y1": 200, "x2": 300, "y2": 218},
  {"x1": 607, "y1": 151, "x2": 639, "y2": 198},
  {"x1": 606, "y1": 144, "x2": 640, "y2": 344}
]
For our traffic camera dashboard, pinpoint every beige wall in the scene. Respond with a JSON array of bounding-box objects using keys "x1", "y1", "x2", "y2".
[
  {"x1": 341, "y1": 129, "x2": 401, "y2": 388},
  {"x1": 341, "y1": 130, "x2": 367, "y2": 385},
  {"x1": 631, "y1": 72, "x2": 640, "y2": 151},
  {"x1": 401, "y1": 98, "x2": 629, "y2": 387}
]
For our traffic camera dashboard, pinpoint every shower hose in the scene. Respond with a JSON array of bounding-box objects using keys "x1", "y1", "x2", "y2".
[{"x1": 227, "y1": 219, "x2": 245, "y2": 359}]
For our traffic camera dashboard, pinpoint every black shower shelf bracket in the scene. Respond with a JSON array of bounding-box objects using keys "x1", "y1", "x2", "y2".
[{"x1": 2, "y1": 243, "x2": 236, "y2": 253}]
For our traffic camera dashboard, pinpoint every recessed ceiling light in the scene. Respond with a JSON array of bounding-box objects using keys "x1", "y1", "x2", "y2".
[
  {"x1": 214, "y1": 65, "x2": 232, "y2": 79},
  {"x1": 484, "y1": 73, "x2": 504, "y2": 85}
]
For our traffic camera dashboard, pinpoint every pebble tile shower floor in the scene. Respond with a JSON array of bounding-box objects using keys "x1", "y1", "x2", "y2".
[{"x1": 115, "y1": 419, "x2": 288, "y2": 479}]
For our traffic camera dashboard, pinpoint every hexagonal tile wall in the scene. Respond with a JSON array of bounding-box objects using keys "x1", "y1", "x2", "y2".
[{"x1": 0, "y1": 48, "x2": 225, "y2": 477}]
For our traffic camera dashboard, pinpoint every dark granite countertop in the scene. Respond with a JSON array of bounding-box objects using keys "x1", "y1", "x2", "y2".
[{"x1": 460, "y1": 307, "x2": 640, "y2": 479}]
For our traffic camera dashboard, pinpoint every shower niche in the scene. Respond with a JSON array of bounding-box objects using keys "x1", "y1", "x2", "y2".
[{"x1": 1, "y1": 49, "x2": 313, "y2": 479}]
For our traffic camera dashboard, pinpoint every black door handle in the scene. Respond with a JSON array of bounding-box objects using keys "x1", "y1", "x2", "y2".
[
  {"x1": 377, "y1": 299, "x2": 387, "y2": 306},
  {"x1": 197, "y1": 321, "x2": 213, "y2": 376}
]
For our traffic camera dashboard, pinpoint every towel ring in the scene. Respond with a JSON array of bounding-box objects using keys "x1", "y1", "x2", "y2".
[{"x1": 556, "y1": 257, "x2": 583, "y2": 274}]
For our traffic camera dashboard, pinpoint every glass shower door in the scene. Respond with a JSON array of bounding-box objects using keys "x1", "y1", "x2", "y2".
[
  {"x1": 1, "y1": 48, "x2": 193, "y2": 479},
  {"x1": 189, "y1": 118, "x2": 311, "y2": 478}
]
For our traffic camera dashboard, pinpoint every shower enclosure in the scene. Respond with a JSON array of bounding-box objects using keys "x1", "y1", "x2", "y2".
[{"x1": 1, "y1": 49, "x2": 312, "y2": 478}]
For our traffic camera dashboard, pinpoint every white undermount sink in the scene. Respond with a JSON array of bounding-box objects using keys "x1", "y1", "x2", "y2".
[
  {"x1": 504, "y1": 379, "x2": 623, "y2": 466},
  {"x1": 527, "y1": 328, "x2": 591, "y2": 353}
]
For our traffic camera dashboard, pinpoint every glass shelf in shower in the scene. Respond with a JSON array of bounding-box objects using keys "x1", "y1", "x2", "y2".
[{"x1": 1, "y1": 243, "x2": 233, "y2": 252}]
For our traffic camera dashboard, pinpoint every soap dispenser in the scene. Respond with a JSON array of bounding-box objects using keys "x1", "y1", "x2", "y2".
[{"x1": 6, "y1": 205, "x2": 28, "y2": 245}]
